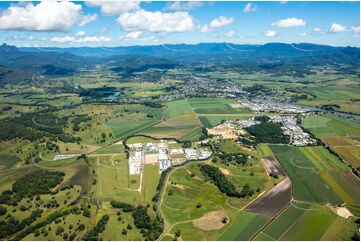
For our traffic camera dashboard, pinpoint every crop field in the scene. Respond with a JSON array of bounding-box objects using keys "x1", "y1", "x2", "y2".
[
  {"x1": 303, "y1": 115, "x2": 360, "y2": 168},
  {"x1": 218, "y1": 211, "x2": 269, "y2": 241},
  {"x1": 140, "y1": 125, "x2": 200, "y2": 140},
  {"x1": 179, "y1": 126, "x2": 204, "y2": 141},
  {"x1": 188, "y1": 98, "x2": 250, "y2": 114},
  {"x1": 164, "y1": 100, "x2": 193, "y2": 118},
  {"x1": 254, "y1": 202, "x2": 354, "y2": 241},
  {"x1": 303, "y1": 115, "x2": 359, "y2": 138},
  {"x1": 199, "y1": 115, "x2": 252, "y2": 128},
  {"x1": 298, "y1": 146, "x2": 349, "y2": 172},
  {"x1": 107, "y1": 118, "x2": 160, "y2": 140},
  {"x1": 270, "y1": 145, "x2": 342, "y2": 204},
  {"x1": 256, "y1": 144, "x2": 274, "y2": 157}
]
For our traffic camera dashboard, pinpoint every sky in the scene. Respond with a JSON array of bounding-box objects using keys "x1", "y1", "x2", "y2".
[{"x1": 0, "y1": 1, "x2": 359, "y2": 47}]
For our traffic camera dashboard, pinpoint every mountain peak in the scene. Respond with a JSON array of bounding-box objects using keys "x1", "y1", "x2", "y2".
[{"x1": 0, "y1": 43, "x2": 19, "y2": 53}]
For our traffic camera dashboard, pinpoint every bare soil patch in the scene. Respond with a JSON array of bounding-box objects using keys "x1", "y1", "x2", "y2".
[
  {"x1": 219, "y1": 167, "x2": 230, "y2": 175},
  {"x1": 193, "y1": 210, "x2": 228, "y2": 231},
  {"x1": 245, "y1": 177, "x2": 292, "y2": 217},
  {"x1": 207, "y1": 123, "x2": 244, "y2": 139},
  {"x1": 261, "y1": 156, "x2": 286, "y2": 176},
  {"x1": 330, "y1": 206, "x2": 354, "y2": 218},
  {"x1": 145, "y1": 154, "x2": 158, "y2": 165},
  {"x1": 173, "y1": 184, "x2": 186, "y2": 190}
]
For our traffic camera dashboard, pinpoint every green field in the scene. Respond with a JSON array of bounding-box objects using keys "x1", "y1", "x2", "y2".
[
  {"x1": 199, "y1": 115, "x2": 252, "y2": 128},
  {"x1": 107, "y1": 119, "x2": 160, "y2": 140},
  {"x1": 256, "y1": 202, "x2": 355, "y2": 241},
  {"x1": 188, "y1": 98, "x2": 250, "y2": 114},
  {"x1": 303, "y1": 115, "x2": 359, "y2": 138},
  {"x1": 164, "y1": 100, "x2": 194, "y2": 118},
  {"x1": 218, "y1": 211, "x2": 269, "y2": 241},
  {"x1": 303, "y1": 114, "x2": 360, "y2": 168},
  {"x1": 256, "y1": 144, "x2": 274, "y2": 157},
  {"x1": 141, "y1": 164, "x2": 160, "y2": 203},
  {"x1": 270, "y1": 145, "x2": 342, "y2": 204}
]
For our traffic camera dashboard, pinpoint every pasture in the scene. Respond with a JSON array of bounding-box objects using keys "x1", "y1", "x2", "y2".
[
  {"x1": 100, "y1": 209, "x2": 143, "y2": 240},
  {"x1": 160, "y1": 153, "x2": 271, "y2": 240}
]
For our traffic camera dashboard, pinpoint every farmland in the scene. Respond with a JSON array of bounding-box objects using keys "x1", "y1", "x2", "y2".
[
  {"x1": 303, "y1": 115, "x2": 360, "y2": 168},
  {"x1": 255, "y1": 201, "x2": 358, "y2": 241},
  {"x1": 0, "y1": 33, "x2": 359, "y2": 241}
]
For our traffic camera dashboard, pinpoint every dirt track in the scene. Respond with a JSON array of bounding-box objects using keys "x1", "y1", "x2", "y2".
[{"x1": 245, "y1": 177, "x2": 292, "y2": 217}]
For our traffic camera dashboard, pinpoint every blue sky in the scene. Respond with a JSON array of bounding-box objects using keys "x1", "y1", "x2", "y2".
[{"x1": 0, "y1": 1, "x2": 359, "y2": 47}]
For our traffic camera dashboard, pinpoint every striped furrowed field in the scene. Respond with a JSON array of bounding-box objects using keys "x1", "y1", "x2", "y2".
[
  {"x1": 255, "y1": 201, "x2": 357, "y2": 241},
  {"x1": 303, "y1": 114, "x2": 360, "y2": 168},
  {"x1": 270, "y1": 145, "x2": 342, "y2": 204}
]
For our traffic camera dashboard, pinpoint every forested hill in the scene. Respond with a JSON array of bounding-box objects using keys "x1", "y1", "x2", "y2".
[{"x1": 1, "y1": 42, "x2": 359, "y2": 77}]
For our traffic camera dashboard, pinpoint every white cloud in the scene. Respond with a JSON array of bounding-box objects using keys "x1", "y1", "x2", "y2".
[
  {"x1": 79, "y1": 14, "x2": 97, "y2": 27},
  {"x1": 351, "y1": 25, "x2": 360, "y2": 33},
  {"x1": 86, "y1": 1, "x2": 140, "y2": 15},
  {"x1": 313, "y1": 27, "x2": 322, "y2": 32},
  {"x1": 226, "y1": 30, "x2": 235, "y2": 37},
  {"x1": 265, "y1": 30, "x2": 277, "y2": 37},
  {"x1": 298, "y1": 32, "x2": 307, "y2": 36},
  {"x1": 200, "y1": 16, "x2": 234, "y2": 34},
  {"x1": 76, "y1": 31, "x2": 86, "y2": 36},
  {"x1": 243, "y1": 3, "x2": 257, "y2": 13},
  {"x1": 120, "y1": 31, "x2": 143, "y2": 40},
  {"x1": 51, "y1": 35, "x2": 111, "y2": 44},
  {"x1": 271, "y1": 17, "x2": 306, "y2": 28},
  {"x1": 167, "y1": 1, "x2": 203, "y2": 11},
  {"x1": 117, "y1": 9, "x2": 195, "y2": 33},
  {"x1": 209, "y1": 16, "x2": 234, "y2": 28},
  {"x1": 200, "y1": 24, "x2": 211, "y2": 33},
  {"x1": 329, "y1": 23, "x2": 347, "y2": 33},
  {"x1": 280, "y1": 1, "x2": 288, "y2": 4},
  {"x1": 0, "y1": 0, "x2": 97, "y2": 32}
]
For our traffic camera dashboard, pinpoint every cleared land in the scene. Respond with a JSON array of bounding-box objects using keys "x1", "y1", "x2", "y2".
[
  {"x1": 245, "y1": 177, "x2": 292, "y2": 217},
  {"x1": 260, "y1": 156, "x2": 286, "y2": 176}
]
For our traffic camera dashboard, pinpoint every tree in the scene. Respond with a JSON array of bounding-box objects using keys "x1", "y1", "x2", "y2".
[
  {"x1": 221, "y1": 217, "x2": 228, "y2": 224},
  {"x1": 0, "y1": 206, "x2": 7, "y2": 215},
  {"x1": 122, "y1": 229, "x2": 127, "y2": 235},
  {"x1": 55, "y1": 226, "x2": 64, "y2": 235}
]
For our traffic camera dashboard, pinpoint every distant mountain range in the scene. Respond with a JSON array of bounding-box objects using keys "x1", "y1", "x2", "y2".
[{"x1": 0, "y1": 42, "x2": 359, "y2": 82}]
